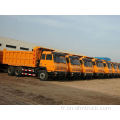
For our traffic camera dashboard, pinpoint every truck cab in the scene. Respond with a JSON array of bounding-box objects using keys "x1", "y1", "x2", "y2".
[
  {"x1": 103, "y1": 60, "x2": 112, "y2": 78},
  {"x1": 40, "y1": 51, "x2": 68, "y2": 79},
  {"x1": 92, "y1": 58, "x2": 105, "y2": 78},
  {"x1": 80, "y1": 57, "x2": 94, "y2": 79},
  {"x1": 111, "y1": 62, "x2": 118, "y2": 77},
  {"x1": 66, "y1": 55, "x2": 81, "y2": 79}
]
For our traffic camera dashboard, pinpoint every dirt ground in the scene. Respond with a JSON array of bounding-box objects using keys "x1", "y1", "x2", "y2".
[{"x1": 0, "y1": 73, "x2": 120, "y2": 105}]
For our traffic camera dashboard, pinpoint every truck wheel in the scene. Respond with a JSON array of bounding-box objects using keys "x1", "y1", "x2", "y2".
[
  {"x1": 8, "y1": 66, "x2": 15, "y2": 76},
  {"x1": 38, "y1": 70, "x2": 48, "y2": 81},
  {"x1": 15, "y1": 67, "x2": 22, "y2": 77}
]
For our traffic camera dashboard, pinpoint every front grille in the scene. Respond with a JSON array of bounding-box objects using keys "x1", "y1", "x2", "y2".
[
  {"x1": 55, "y1": 66, "x2": 67, "y2": 71},
  {"x1": 98, "y1": 70, "x2": 104, "y2": 73},
  {"x1": 86, "y1": 69, "x2": 93, "y2": 73},
  {"x1": 72, "y1": 67, "x2": 80, "y2": 72}
]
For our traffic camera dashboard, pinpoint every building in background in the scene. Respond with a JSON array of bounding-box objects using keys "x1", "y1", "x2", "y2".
[
  {"x1": 0, "y1": 36, "x2": 84, "y2": 56},
  {"x1": 0, "y1": 37, "x2": 36, "y2": 51}
]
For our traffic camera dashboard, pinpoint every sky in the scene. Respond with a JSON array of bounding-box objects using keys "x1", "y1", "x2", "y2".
[{"x1": 0, "y1": 15, "x2": 120, "y2": 62}]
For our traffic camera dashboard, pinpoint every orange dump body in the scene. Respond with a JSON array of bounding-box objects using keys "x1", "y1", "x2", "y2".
[{"x1": 2, "y1": 47, "x2": 48, "y2": 67}]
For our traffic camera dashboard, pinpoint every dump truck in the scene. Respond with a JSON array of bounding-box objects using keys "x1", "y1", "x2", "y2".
[
  {"x1": 1, "y1": 47, "x2": 68, "y2": 80},
  {"x1": 80, "y1": 56, "x2": 94, "y2": 79},
  {"x1": 1, "y1": 46, "x2": 120, "y2": 80}
]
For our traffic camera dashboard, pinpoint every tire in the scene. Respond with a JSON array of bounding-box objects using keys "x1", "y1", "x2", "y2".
[
  {"x1": 8, "y1": 66, "x2": 15, "y2": 76},
  {"x1": 38, "y1": 70, "x2": 48, "y2": 81},
  {"x1": 15, "y1": 67, "x2": 22, "y2": 77}
]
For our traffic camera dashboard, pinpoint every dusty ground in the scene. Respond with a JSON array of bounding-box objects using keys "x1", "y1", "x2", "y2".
[{"x1": 0, "y1": 73, "x2": 120, "y2": 105}]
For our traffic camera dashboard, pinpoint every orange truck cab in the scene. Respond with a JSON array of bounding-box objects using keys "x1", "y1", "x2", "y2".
[
  {"x1": 111, "y1": 62, "x2": 119, "y2": 77},
  {"x1": 117, "y1": 64, "x2": 120, "y2": 77},
  {"x1": 80, "y1": 56, "x2": 94, "y2": 79},
  {"x1": 66, "y1": 55, "x2": 81, "y2": 78},
  {"x1": 40, "y1": 51, "x2": 68, "y2": 79},
  {"x1": 2, "y1": 47, "x2": 68, "y2": 80},
  {"x1": 92, "y1": 58, "x2": 104, "y2": 78},
  {"x1": 102, "y1": 60, "x2": 112, "y2": 78}
]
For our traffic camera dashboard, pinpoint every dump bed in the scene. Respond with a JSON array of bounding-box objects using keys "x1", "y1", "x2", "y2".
[
  {"x1": 0, "y1": 50, "x2": 3, "y2": 64},
  {"x1": 2, "y1": 47, "x2": 43, "y2": 67}
]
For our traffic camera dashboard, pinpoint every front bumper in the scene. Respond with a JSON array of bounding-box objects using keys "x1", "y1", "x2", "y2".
[
  {"x1": 112, "y1": 73, "x2": 119, "y2": 77},
  {"x1": 48, "y1": 71, "x2": 67, "y2": 77},
  {"x1": 83, "y1": 73, "x2": 93, "y2": 77},
  {"x1": 94, "y1": 73, "x2": 104, "y2": 77},
  {"x1": 70, "y1": 72, "x2": 81, "y2": 77}
]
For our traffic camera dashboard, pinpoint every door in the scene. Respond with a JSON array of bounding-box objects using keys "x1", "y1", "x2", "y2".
[
  {"x1": 45, "y1": 54, "x2": 54, "y2": 72},
  {"x1": 40, "y1": 53, "x2": 46, "y2": 67}
]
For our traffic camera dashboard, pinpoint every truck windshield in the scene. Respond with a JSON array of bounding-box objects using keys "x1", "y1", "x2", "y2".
[
  {"x1": 83, "y1": 59, "x2": 93, "y2": 67},
  {"x1": 54, "y1": 54, "x2": 66, "y2": 64},
  {"x1": 69, "y1": 56, "x2": 80, "y2": 65},
  {"x1": 96, "y1": 62, "x2": 104, "y2": 67},
  {"x1": 84, "y1": 61, "x2": 93, "y2": 67}
]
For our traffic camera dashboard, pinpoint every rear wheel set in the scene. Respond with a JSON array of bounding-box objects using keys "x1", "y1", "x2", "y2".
[
  {"x1": 8, "y1": 66, "x2": 22, "y2": 77},
  {"x1": 8, "y1": 66, "x2": 15, "y2": 76},
  {"x1": 8, "y1": 66, "x2": 49, "y2": 81},
  {"x1": 15, "y1": 67, "x2": 22, "y2": 77}
]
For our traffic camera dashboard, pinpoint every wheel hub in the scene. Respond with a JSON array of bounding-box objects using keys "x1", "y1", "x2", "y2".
[{"x1": 40, "y1": 73, "x2": 45, "y2": 79}]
